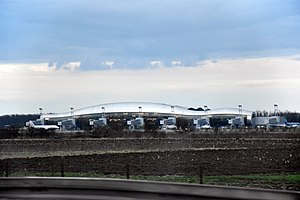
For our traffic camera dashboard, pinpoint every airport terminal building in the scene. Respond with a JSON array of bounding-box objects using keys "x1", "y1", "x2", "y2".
[{"x1": 27, "y1": 102, "x2": 254, "y2": 131}]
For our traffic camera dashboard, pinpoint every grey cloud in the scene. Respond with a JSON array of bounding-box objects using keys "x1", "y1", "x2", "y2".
[{"x1": 0, "y1": 0, "x2": 300, "y2": 70}]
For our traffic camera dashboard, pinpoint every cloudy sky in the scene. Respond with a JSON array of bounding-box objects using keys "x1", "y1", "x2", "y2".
[{"x1": 0, "y1": 0, "x2": 300, "y2": 115}]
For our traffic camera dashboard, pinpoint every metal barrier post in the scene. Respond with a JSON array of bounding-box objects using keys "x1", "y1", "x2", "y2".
[
  {"x1": 50, "y1": 165, "x2": 54, "y2": 177},
  {"x1": 61, "y1": 161, "x2": 64, "y2": 177},
  {"x1": 199, "y1": 165, "x2": 203, "y2": 184},
  {"x1": 126, "y1": 164, "x2": 130, "y2": 179},
  {"x1": 281, "y1": 171, "x2": 286, "y2": 190},
  {"x1": 5, "y1": 161, "x2": 9, "y2": 177}
]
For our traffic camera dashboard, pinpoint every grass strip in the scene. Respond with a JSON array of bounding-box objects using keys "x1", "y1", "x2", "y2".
[{"x1": 4, "y1": 171, "x2": 300, "y2": 190}]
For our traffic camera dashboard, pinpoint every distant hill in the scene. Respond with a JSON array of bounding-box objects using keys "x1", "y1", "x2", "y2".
[{"x1": 0, "y1": 114, "x2": 39, "y2": 128}]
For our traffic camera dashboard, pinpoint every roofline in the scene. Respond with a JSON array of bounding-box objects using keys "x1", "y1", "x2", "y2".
[{"x1": 41, "y1": 102, "x2": 253, "y2": 121}]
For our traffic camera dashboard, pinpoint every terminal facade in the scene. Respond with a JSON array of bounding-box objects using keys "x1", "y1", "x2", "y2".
[{"x1": 26, "y1": 102, "x2": 296, "y2": 131}]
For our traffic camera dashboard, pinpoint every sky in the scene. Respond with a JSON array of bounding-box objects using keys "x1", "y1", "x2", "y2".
[{"x1": 0, "y1": 0, "x2": 300, "y2": 115}]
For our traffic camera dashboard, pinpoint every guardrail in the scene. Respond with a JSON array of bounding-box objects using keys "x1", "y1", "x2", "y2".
[{"x1": 0, "y1": 177, "x2": 299, "y2": 200}]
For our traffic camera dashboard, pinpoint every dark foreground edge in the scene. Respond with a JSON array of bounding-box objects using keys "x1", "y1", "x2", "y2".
[{"x1": 0, "y1": 177, "x2": 299, "y2": 200}]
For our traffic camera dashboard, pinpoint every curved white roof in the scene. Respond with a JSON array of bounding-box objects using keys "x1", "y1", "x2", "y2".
[{"x1": 42, "y1": 102, "x2": 253, "y2": 120}]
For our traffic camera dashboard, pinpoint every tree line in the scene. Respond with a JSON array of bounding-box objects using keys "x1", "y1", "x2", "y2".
[{"x1": 0, "y1": 114, "x2": 39, "y2": 128}]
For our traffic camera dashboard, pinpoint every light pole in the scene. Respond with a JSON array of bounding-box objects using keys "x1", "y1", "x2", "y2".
[
  {"x1": 204, "y1": 105, "x2": 207, "y2": 115},
  {"x1": 138, "y1": 106, "x2": 142, "y2": 117},
  {"x1": 39, "y1": 107, "x2": 43, "y2": 118},
  {"x1": 274, "y1": 104, "x2": 278, "y2": 116},
  {"x1": 70, "y1": 107, "x2": 74, "y2": 117},
  {"x1": 102, "y1": 106, "x2": 105, "y2": 118},
  {"x1": 171, "y1": 106, "x2": 175, "y2": 113},
  {"x1": 203, "y1": 105, "x2": 209, "y2": 125},
  {"x1": 238, "y1": 104, "x2": 242, "y2": 114}
]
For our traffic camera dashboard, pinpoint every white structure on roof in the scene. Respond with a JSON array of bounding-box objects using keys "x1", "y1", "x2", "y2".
[{"x1": 41, "y1": 102, "x2": 253, "y2": 121}]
